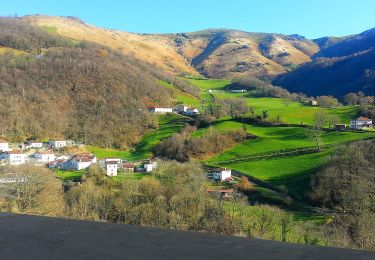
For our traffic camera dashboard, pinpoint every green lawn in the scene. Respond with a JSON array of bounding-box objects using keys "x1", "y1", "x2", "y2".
[
  {"x1": 55, "y1": 170, "x2": 85, "y2": 182},
  {"x1": 40, "y1": 25, "x2": 58, "y2": 35}
]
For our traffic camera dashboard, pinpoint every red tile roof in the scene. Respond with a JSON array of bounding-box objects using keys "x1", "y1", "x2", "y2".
[{"x1": 357, "y1": 116, "x2": 372, "y2": 121}]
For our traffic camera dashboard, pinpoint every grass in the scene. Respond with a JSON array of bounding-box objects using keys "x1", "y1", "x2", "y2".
[
  {"x1": 185, "y1": 78, "x2": 360, "y2": 125},
  {"x1": 86, "y1": 145, "x2": 129, "y2": 159},
  {"x1": 158, "y1": 80, "x2": 200, "y2": 107},
  {"x1": 124, "y1": 114, "x2": 188, "y2": 161},
  {"x1": 55, "y1": 170, "x2": 85, "y2": 182},
  {"x1": 221, "y1": 150, "x2": 332, "y2": 198}
]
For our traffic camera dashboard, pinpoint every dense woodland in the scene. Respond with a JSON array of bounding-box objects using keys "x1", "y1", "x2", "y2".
[{"x1": 0, "y1": 17, "x2": 178, "y2": 148}]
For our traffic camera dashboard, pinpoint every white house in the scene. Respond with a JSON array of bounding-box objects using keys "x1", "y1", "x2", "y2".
[
  {"x1": 28, "y1": 141, "x2": 43, "y2": 149},
  {"x1": 35, "y1": 150, "x2": 55, "y2": 163},
  {"x1": 212, "y1": 168, "x2": 232, "y2": 182},
  {"x1": 142, "y1": 161, "x2": 158, "y2": 173},
  {"x1": 350, "y1": 117, "x2": 373, "y2": 130},
  {"x1": 229, "y1": 89, "x2": 247, "y2": 93},
  {"x1": 49, "y1": 140, "x2": 67, "y2": 149},
  {"x1": 105, "y1": 158, "x2": 122, "y2": 164},
  {"x1": 310, "y1": 100, "x2": 318, "y2": 106},
  {"x1": 0, "y1": 151, "x2": 26, "y2": 166},
  {"x1": 105, "y1": 161, "x2": 118, "y2": 177},
  {"x1": 62, "y1": 153, "x2": 97, "y2": 171},
  {"x1": 0, "y1": 141, "x2": 9, "y2": 152},
  {"x1": 148, "y1": 107, "x2": 173, "y2": 114}
]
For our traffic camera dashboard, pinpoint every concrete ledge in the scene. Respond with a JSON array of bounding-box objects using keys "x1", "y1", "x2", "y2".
[{"x1": 0, "y1": 213, "x2": 373, "y2": 259}]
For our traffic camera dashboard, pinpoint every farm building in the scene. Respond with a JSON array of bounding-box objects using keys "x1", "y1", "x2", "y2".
[
  {"x1": 61, "y1": 153, "x2": 97, "y2": 171},
  {"x1": 0, "y1": 151, "x2": 26, "y2": 166},
  {"x1": 139, "y1": 161, "x2": 158, "y2": 173},
  {"x1": 310, "y1": 100, "x2": 318, "y2": 106},
  {"x1": 350, "y1": 117, "x2": 373, "y2": 130},
  {"x1": 27, "y1": 141, "x2": 43, "y2": 149},
  {"x1": 34, "y1": 151, "x2": 55, "y2": 163},
  {"x1": 229, "y1": 89, "x2": 247, "y2": 93},
  {"x1": 123, "y1": 163, "x2": 135, "y2": 173},
  {"x1": 105, "y1": 161, "x2": 118, "y2": 177},
  {"x1": 211, "y1": 168, "x2": 232, "y2": 181},
  {"x1": 148, "y1": 107, "x2": 173, "y2": 114},
  {"x1": 49, "y1": 140, "x2": 67, "y2": 149},
  {"x1": 0, "y1": 141, "x2": 9, "y2": 152}
]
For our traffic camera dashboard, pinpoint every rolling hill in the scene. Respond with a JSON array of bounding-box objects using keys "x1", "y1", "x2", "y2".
[
  {"x1": 22, "y1": 15, "x2": 321, "y2": 79},
  {"x1": 274, "y1": 28, "x2": 375, "y2": 98}
]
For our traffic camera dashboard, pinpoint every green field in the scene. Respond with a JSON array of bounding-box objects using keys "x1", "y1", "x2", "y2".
[
  {"x1": 185, "y1": 78, "x2": 359, "y2": 125},
  {"x1": 158, "y1": 80, "x2": 200, "y2": 107},
  {"x1": 86, "y1": 145, "x2": 129, "y2": 159},
  {"x1": 55, "y1": 170, "x2": 85, "y2": 182},
  {"x1": 124, "y1": 114, "x2": 188, "y2": 161},
  {"x1": 202, "y1": 120, "x2": 375, "y2": 162}
]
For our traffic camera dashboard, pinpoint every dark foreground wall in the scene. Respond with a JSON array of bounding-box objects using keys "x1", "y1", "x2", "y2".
[{"x1": 0, "y1": 213, "x2": 373, "y2": 260}]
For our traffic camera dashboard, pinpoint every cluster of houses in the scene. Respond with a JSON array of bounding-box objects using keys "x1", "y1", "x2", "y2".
[
  {"x1": 0, "y1": 139, "x2": 72, "y2": 166},
  {"x1": 334, "y1": 116, "x2": 374, "y2": 130},
  {"x1": 148, "y1": 104, "x2": 199, "y2": 116},
  {"x1": 103, "y1": 159, "x2": 158, "y2": 177}
]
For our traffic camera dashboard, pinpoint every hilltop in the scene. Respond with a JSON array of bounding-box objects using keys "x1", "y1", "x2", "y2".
[{"x1": 23, "y1": 15, "x2": 321, "y2": 78}]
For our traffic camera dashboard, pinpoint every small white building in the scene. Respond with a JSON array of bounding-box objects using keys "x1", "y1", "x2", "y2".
[
  {"x1": 0, "y1": 151, "x2": 26, "y2": 166},
  {"x1": 212, "y1": 169, "x2": 232, "y2": 182},
  {"x1": 310, "y1": 100, "x2": 318, "y2": 106},
  {"x1": 229, "y1": 89, "x2": 247, "y2": 93},
  {"x1": 143, "y1": 161, "x2": 158, "y2": 173},
  {"x1": 27, "y1": 141, "x2": 43, "y2": 149},
  {"x1": 0, "y1": 141, "x2": 9, "y2": 152},
  {"x1": 35, "y1": 150, "x2": 55, "y2": 163},
  {"x1": 148, "y1": 107, "x2": 173, "y2": 114},
  {"x1": 49, "y1": 140, "x2": 67, "y2": 149},
  {"x1": 105, "y1": 158, "x2": 122, "y2": 164},
  {"x1": 105, "y1": 161, "x2": 118, "y2": 177},
  {"x1": 62, "y1": 153, "x2": 97, "y2": 171},
  {"x1": 350, "y1": 117, "x2": 373, "y2": 130}
]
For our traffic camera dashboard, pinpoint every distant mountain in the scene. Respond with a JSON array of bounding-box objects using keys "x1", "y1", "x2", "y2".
[
  {"x1": 274, "y1": 28, "x2": 375, "y2": 98},
  {"x1": 22, "y1": 15, "x2": 321, "y2": 78}
]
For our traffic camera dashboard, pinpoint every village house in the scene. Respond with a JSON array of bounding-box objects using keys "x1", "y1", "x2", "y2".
[
  {"x1": 138, "y1": 160, "x2": 158, "y2": 173},
  {"x1": 148, "y1": 107, "x2": 173, "y2": 114},
  {"x1": 48, "y1": 156, "x2": 70, "y2": 169},
  {"x1": 0, "y1": 151, "x2": 26, "y2": 166},
  {"x1": 123, "y1": 163, "x2": 135, "y2": 173},
  {"x1": 61, "y1": 153, "x2": 97, "y2": 171},
  {"x1": 34, "y1": 150, "x2": 55, "y2": 163},
  {"x1": 49, "y1": 140, "x2": 68, "y2": 149},
  {"x1": 310, "y1": 100, "x2": 318, "y2": 106},
  {"x1": 105, "y1": 158, "x2": 122, "y2": 164},
  {"x1": 105, "y1": 161, "x2": 118, "y2": 177},
  {"x1": 0, "y1": 141, "x2": 9, "y2": 152},
  {"x1": 27, "y1": 141, "x2": 43, "y2": 149},
  {"x1": 211, "y1": 168, "x2": 232, "y2": 182},
  {"x1": 350, "y1": 116, "x2": 373, "y2": 130}
]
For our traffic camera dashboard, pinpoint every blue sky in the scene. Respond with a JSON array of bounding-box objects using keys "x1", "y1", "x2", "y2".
[{"x1": 2, "y1": 0, "x2": 375, "y2": 38}]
